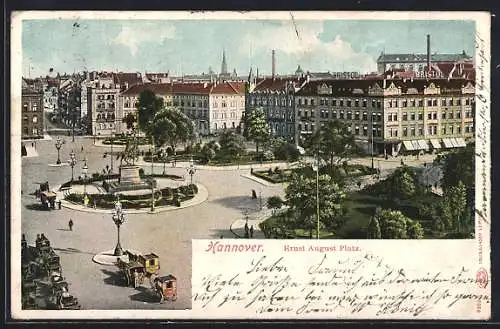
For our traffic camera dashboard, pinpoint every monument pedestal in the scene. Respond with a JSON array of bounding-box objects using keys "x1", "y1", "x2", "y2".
[{"x1": 120, "y1": 165, "x2": 141, "y2": 184}]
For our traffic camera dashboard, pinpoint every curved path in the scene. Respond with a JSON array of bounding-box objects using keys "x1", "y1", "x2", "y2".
[{"x1": 20, "y1": 136, "x2": 285, "y2": 310}]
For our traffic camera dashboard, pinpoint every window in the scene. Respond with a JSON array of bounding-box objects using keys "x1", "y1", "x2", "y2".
[
  {"x1": 418, "y1": 100, "x2": 423, "y2": 107},
  {"x1": 320, "y1": 99, "x2": 325, "y2": 106},
  {"x1": 403, "y1": 127, "x2": 408, "y2": 136},
  {"x1": 23, "y1": 103, "x2": 28, "y2": 111},
  {"x1": 339, "y1": 100, "x2": 344, "y2": 107},
  {"x1": 347, "y1": 100, "x2": 352, "y2": 107},
  {"x1": 442, "y1": 99, "x2": 447, "y2": 106},
  {"x1": 418, "y1": 113, "x2": 423, "y2": 120},
  {"x1": 456, "y1": 111, "x2": 461, "y2": 119},
  {"x1": 23, "y1": 115, "x2": 28, "y2": 122},
  {"x1": 428, "y1": 113, "x2": 432, "y2": 120},
  {"x1": 310, "y1": 99, "x2": 315, "y2": 106},
  {"x1": 427, "y1": 100, "x2": 432, "y2": 107},
  {"x1": 402, "y1": 100, "x2": 408, "y2": 107},
  {"x1": 418, "y1": 126, "x2": 423, "y2": 136},
  {"x1": 332, "y1": 100, "x2": 337, "y2": 106},
  {"x1": 448, "y1": 112, "x2": 454, "y2": 119},
  {"x1": 442, "y1": 126, "x2": 447, "y2": 135},
  {"x1": 457, "y1": 126, "x2": 461, "y2": 134},
  {"x1": 347, "y1": 111, "x2": 352, "y2": 120},
  {"x1": 371, "y1": 100, "x2": 376, "y2": 108},
  {"x1": 298, "y1": 99, "x2": 302, "y2": 106},
  {"x1": 32, "y1": 128, "x2": 38, "y2": 135},
  {"x1": 332, "y1": 111, "x2": 337, "y2": 119},
  {"x1": 388, "y1": 114, "x2": 392, "y2": 122},
  {"x1": 411, "y1": 99, "x2": 416, "y2": 107},
  {"x1": 354, "y1": 112, "x2": 360, "y2": 120},
  {"x1": 410, "y1": 113, "x2": 416, "y2": 121},
  {"x1": 466, "y1": 98, "x2": 470, "y2": 106},
  {"x1": 363, "y1": 112, "x2": 368, "y2": 121},
  {"x1": 23, "y1": 127, "x2": 28, "y2": 135},
  {"x1": 363, "y1": 100, "x2": 367, "y2": 107},
  {"x1": 449, "y1": 99, "x2": 453, "y2": 106},
  {"x1": 340, "y1": 111, "x2": 344, "y2": 119},
  {"x1": 32, "y1": 103, "x2": 38, "y2": 111},
  {"x1": 442, "y1": 111, "x2": 447, "y2": 119},
  {"x1": 304, "y1": 99, "x2": 308, "y2": 106},
  {"x1": 363, "y1": 126, "x2": 368, "y2": 136},
  {"x1": 433, "y1": 99, "x2": 438, "y2": 106},
  {"x1": 411, "y1": 127, "x2": 416, "y2": 136},
  {"x1": 393, "y1": 114, "x2": 398, "y2": 121},
  {"x1": 355, "y1": 126, "x2": 360, "y2": 135},
  {"x1": 355, "y1": 100, "x2": 359, "y2": 107},
  {"x1": 403, "y1": 112, "x2": 408, "y2": 121},
  {"x1": 456, "y1": 99, "x2": 462, "y2": 106},
  {"x1": 32, "y1": 116, "x2": 38, "y2": 123}
]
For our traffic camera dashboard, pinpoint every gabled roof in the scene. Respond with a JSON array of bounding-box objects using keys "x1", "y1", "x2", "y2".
[
  {"x1": 295, "y1": 78, "x2": 475, "y2": 97},
  {"x1": 121, "y1": 83, "x2": 173, "y2": 96},
  {"x1": 253, "y1": 77, "x2": 305, "y2": 93},
  {"x1": 113, "y1": 72, "x2": 142, "y2": 87},
  {"x1": 120, "y1": 81, "x2": 245, "y2": 97}
]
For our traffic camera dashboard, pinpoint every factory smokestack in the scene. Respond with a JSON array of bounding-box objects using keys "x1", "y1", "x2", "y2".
[
  {"x1": 427, "y1": 34, "x2": 431, "y2": 73},
  {"x1": 272, "y1": 49, "x2": 276, "y2": 78}
]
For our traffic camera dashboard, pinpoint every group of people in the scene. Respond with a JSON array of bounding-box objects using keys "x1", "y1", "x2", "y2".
[{"x1": 244, "y1": 222, "x2": 255, "y2": 239}]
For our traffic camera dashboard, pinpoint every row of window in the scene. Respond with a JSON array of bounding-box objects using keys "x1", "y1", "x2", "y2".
[
  {"x1": 301, "y1": 109, "x2": 383, "y2": 121},
  {"x1": 387, "y1": 98, "x2": 473, "y2": 108},
  {"x1": 249, "y1": 98, "x2": 294, "y2": 107},
  {"x1": 97, "y1": 123, "x2": 115, "y2": 130},
  {"x1": 97, "y1": 94, "x2": 115, "y2": 100},
  {"x1": 213, "y1": 122, "x2": 239, "y2": 130},
  {"x1": 22, "y1": 103, "x2": 39, "y2": 112},
  {"x1": 298, "y1": 123, "x2": 475, "y2": 137},
  {"x1": 23, "y1": 127, "x2": 39, "y2": 135},
  {"x1": 389, "y1": 110, "x2": 474, "y2": 122},
  {"x1": 23, "y1": 115, "x2": 39, "y2": 123},
  {"x1": 211, "y1": 112, "x2": 241, "y2": 119},
  {"x1": 96, "y1": 113, "x2": 115, "y2": 120}
]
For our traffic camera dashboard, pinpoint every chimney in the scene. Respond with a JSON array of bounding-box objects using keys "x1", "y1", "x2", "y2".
[
  {"x1": 272, "y1": 49, "x2": 276, "y2": 79},
  {"x1": 426, "y1": 34, "x2": 431, "y2": 73}
]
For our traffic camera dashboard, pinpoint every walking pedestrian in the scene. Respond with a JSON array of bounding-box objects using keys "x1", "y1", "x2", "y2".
[
  {"x1": 250, "y1": 225, "x2": 254, "y2": 238},
  {"x1": 81, "y1": 146, "x2": 84, "y2": 152},
  {"x1": 68, "y1": 219, "x2": 74, "y2": 231}
]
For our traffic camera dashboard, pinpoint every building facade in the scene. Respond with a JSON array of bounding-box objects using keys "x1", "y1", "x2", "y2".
[
  {"x1": 246, "y1": 77, "x2": 305, "y2": 141},
  {"x1": 295, "y1": 77, "x2": 475, "y2": 156},
  {"x1": 21, "y1": 87, "x2": 44, "y2": 139},
  {"x1": 88, "y1": 86, "x2": 120, "y2": 136}
]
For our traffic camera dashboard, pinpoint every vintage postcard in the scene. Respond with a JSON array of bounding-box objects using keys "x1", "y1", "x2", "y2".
[{"x1": 10, "y1": 11, "x2": 490, "y2": 320}]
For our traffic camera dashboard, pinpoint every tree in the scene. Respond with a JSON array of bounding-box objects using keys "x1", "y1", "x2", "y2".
[
  {"x1": 122, "y1": 113, "x2": 137, "y2": 131},
  {"x1": 267, "y1": 196, "x2": 283, "y2": 214},
  {"x1": 375, "y1": 209, "x2": 409, "y2": 239},
  {"x1": 386, "y1": 166, "x2": 417, "y2": 202},
  {"x1": 218, "y1": 131, "x2": 246, "y2": 160},
  {"x1": 375, "y1": 209, "x2": 424, "y2": 239},
  {"x1": 366, "y1": 215, "x2": 382, "y2": 239},
  {"x1": 151, "y1": 107, "x2": 195, "y2": 154},
  {"x1": 285, "y1": 173, "x2": 346, "y2": 237},
  {"x1": 272, "y1": 138, "x2": 300, "y2": 162},
  {"x1": 136, "y1": 90, "x2": 164, "y2": 135},
  {"x1": 441, "y1": 181, "x2": 468, "y2": 233},
  {"x1": 306, "y1": 120, "x2": 357, "y2": 168},
  {"x1": 244, "y1": 108, "x2": 270, "y2": 155}
]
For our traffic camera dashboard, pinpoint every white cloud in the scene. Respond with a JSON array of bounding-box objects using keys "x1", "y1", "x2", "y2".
[
  {"x1": 239, "y1": 21, "x2": 377, "y2": 73},
  {"x1": 111, "y1": 22, "x2": 177, "y2": 57}
]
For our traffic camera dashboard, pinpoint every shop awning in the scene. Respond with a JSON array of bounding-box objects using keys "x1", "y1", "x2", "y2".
[
  {"x1": 418, "y1": 139, "x2": 429, "y2": 150},
  {"x1": 442, "y1": 138, "x2": 454, "y2": 148},
  {"x1": 403, "y1": 141, "x2": 414, "y2": 151},
  {"x1": 430, "y1": 139, "x2": 442, "y2": 149}
]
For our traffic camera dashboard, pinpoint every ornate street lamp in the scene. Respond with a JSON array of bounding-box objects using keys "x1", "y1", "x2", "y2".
[
  {"x1": 112, "y1": 195, "x2": 127, "y2": 256},
  {"x1": 54, "y1": 138, "x2": 65, "y2": 164},
  {"x1": 187, "y1": 157, "x2": 197, "y2": 185},
  {"x1": 69, "y1": 150, "x2": 77, "y2": 181},
  {"x1": 82, "y1": 157, "x2": 89, "y2": 196},
  {"x1": 312, "y1": 155, "x2": 320, "y2": 240}
]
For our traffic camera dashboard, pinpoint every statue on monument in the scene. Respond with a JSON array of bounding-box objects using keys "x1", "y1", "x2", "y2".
[{"x1": 120, "y1": 137, "x2": 138, "y2": 166}]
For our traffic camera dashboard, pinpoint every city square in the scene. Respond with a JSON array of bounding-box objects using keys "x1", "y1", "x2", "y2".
[{"x1": 17, "y1": 15, "x2": 476, "y2": 312}]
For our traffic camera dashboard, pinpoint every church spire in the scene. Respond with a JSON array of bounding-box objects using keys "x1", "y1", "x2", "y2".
[{"x1": 221, "y1": 49, "x2": 228, "y2": 75}]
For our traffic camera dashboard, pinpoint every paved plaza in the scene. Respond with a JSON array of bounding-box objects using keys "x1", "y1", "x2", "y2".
[
  {"x1": 20, "y1": 136, "x2": 440, "y2": 310},
  {"x1": 20, "y1": 136, "x2": 285, "y2": 310}
]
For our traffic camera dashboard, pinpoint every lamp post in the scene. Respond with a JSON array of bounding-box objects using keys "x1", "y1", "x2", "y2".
[
  {"x1": 112, "y1": 195, "x2": 126, "y2": 256},
  {"x1": 69, "y1": 150, "x2": 77, "y2": 181},
  {"x1": 187, "y1": 157, "x2": 197, "y2": 185},
  {"x1": 82, "y1": 157, "x2": 88, "y2": 196},
  {"x1": 311, "y1": 154, "x2": 320, "y2": 240},
  {"x1": 161, "y1": 148, "x2": 167, "y2": 175},
  {"x1": 371, "y1": 113, "x2": 375, "y2": 170},
  {"x1": 54, "y1": 138, "x2": 65, "y2": 164}
]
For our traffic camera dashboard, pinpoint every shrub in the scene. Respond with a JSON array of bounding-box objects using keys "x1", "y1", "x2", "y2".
[
  {"x1": 263, "y1": 150, "x2": 275, "y2": 161},
  {"x1": 139, "y1": 168, "x2": 145, "y2": 178},
  {"x1": 189, "y1": 184, "x2": 198, "y2": 194}
]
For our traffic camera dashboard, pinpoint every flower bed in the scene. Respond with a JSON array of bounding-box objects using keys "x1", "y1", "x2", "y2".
[{"x1": 65, "y1": 183, "x2": 198, "y2": 209}]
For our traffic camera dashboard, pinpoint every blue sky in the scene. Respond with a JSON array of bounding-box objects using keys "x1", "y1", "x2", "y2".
[{"x1": 22, "y1": 19, "x2": 475, "y2": 77}]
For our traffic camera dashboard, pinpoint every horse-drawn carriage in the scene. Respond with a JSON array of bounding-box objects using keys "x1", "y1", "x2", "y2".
[
  {"x1": 39, "y1": 182, "x2": 57, "y2": 209},
  {"x1": 116, "y1": 251, "x2": 160, "y2": 288},
  {"x1": 115, "y1": 251, "x2": 177, "y2": 303},
  {"x1": 54, "y1": 291, "x2": 81, "y2": 310},
  {"x1": 153, "y1": 275, "x2": 177, "y2": 303}
]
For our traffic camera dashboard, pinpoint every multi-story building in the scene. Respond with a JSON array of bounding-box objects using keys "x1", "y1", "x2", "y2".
[
  {"x1": 21, "y1": 84, "x2": 44, "y2": 139},
  {"x1": 377, "y1": 35, "x2": 473, "y2": 77},
  {"x1": 42, "y1": 78, "x2": 58, "y2": 112},
  {"x1": 118, "y1": 81, "x2": 245, "y2": 137},
  {"x1": 246, "y1": 76, "x2": 306, "y2": 141},
  {"x1": 294, "y1": 77, "x2": 475, "y2": 156}
]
